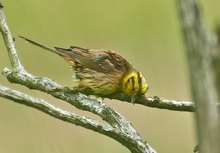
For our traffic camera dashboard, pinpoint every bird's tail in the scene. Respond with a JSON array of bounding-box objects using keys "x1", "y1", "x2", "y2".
[{"x1": 19, "y1": 36, "x2": 65, "y2": 56}]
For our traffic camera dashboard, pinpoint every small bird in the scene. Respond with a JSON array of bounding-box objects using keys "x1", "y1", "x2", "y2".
[{"x1": 19, "y1": 36, "x2": 149, "y2": 102}]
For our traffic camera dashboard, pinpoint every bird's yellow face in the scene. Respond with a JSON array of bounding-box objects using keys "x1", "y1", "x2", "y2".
[{"x1": 122, "y1": 71, "x2": 149, "y2": 100}]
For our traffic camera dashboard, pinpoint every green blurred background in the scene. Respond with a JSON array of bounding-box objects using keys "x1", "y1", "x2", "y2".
[{"x1": 0, "y1": 0, "x2": 219, "y2": 153}]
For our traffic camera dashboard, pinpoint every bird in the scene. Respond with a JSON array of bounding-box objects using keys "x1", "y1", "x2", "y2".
[{"x1": 19, "y1": 36, "x2": 149, "y2": 103}]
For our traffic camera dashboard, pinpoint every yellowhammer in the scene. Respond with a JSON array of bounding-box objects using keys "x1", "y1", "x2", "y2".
[{"x1": 19, "y1": 36, "x2": 149, "y2": 102}]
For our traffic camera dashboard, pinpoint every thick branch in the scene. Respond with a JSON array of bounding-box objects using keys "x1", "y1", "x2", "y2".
[{"x1": 177, "y1": 0, "x2": 220, "y2": 152}]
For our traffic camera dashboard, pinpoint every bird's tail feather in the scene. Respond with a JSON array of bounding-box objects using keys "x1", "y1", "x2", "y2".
[{"x1": 19, "y1": 35, "x2": 64, "y2": 56}]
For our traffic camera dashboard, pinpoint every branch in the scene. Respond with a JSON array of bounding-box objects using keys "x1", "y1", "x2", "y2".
[
  {"x1": 0, "y1": 84, "x2": 157, "y2": 152},
  {"x1": 2, "y1": 68, "x2": 195, "y2": 112},
  {"x1": 0, "y1": 85, "x2": 113, "y2": 136},
  {"x1": 108, "y1": 93, "x2": 195, "y2": 112},
  {"x1": 177, "y1": 0, "x2": 220, "y2": 152},
  {"x1": 0, "y1": 4, "x2": 23, "y2": 70},
  {"x1": 0, "y1": 74, "x2": 156, "y2": 153}
]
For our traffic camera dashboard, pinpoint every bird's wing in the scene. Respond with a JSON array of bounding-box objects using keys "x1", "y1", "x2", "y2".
[
  {"x1": 19, "y1": 36, "x2": 132, "y2": 74},
  {"x1": 63, "y1": 47, "x2": 132, "y2": 74}
]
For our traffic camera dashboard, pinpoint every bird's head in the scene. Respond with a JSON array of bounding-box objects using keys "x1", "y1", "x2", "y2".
[{"x1": 122, "y1": 71, "x2": 149, "y2": 103}]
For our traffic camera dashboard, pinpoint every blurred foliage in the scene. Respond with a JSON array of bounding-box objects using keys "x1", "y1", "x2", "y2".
[{"x1": 0, "y1": 0, "x2": 219, "y2": 153}]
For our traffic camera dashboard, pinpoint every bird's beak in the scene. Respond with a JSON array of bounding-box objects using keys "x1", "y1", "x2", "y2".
[{"x1": 131, "y1": 95, "x2": 136, "y2": 104}]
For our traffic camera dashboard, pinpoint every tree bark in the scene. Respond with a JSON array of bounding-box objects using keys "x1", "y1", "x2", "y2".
[{"x1": 177, "y1": 0, "x2": 220, "y2": 152}]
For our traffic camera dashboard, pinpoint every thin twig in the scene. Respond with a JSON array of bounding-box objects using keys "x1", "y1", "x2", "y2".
[
  {"x1": 0, "y1": 85, "x2": 113, "y2": 134},
  {"x1": 0, "y1": 5, "x2": 23, "y2": 70},
  {"x1": 108, "y1": 93, "x2": 195, "y2": 112}
]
